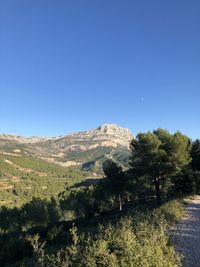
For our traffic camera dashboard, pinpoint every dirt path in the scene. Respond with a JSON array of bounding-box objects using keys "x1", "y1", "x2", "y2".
[{"x1": 171, "y1": 196, "x2": 200, "y2": 267}]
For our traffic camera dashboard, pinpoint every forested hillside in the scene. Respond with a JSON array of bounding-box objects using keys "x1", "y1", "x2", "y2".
[{"x1": 0, "y1": 151, "x2": 93, "y2": 208}]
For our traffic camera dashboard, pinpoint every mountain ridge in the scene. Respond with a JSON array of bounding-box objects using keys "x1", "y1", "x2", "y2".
[
  {"x1": 0, "y1": 124, "x2": 132, "y2": 145},
  {"x1": 0, "y1": 124, "x2": 133, "y2": 171}
]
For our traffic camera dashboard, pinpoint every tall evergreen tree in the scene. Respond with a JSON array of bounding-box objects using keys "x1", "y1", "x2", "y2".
[
  {"x1": 130, "y1": 129, "x2": 191, "y2": 206},
  {"x1": 102, "y1": 160, "x2": 126, "y2": 211}
]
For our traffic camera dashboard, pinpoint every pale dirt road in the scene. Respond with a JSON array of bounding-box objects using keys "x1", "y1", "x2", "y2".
[{"x1": 171, "y1": 196, "x2": 200, "y2": 267}]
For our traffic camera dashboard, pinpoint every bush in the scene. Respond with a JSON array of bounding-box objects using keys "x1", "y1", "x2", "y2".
[
  {"x1": 159, "y1": 199, "x2": 185, "y2": 225},
  {"x1": 25, "y1": 200, "x2": 183, "y2": 267}
]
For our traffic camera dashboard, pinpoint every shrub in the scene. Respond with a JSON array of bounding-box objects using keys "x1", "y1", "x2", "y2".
[
  {"x1": 25, "y1": 200, "x2": 182, "y2": 267},
  {"x1": 159, "y1": 199, "x2": 185, "y2": 225}
]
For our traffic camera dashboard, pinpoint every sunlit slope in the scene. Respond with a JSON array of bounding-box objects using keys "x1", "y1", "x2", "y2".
[
  {"x1": 0, "y1": 151, "x2": 90, "y2": 207},
  {"x1": 0, "y1": 124, "x2": 133, "y2": 171}
]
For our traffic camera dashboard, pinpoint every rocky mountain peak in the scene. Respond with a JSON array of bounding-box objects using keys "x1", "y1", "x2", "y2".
[
  {"x1": 68, "y1": 123, "x2": 133, "y2": 150},
  {"x1": 96, "y1": 124, "x2": 132, "y2": 139}
]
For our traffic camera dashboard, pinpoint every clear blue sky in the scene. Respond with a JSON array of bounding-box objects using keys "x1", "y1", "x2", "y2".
[{"x1": 0, "y1": 1, "x2": 200, "y2": 139}]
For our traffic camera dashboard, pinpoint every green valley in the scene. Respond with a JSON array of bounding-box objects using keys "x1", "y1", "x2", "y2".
[{"x1": 0, "y1": 151, "x2": 91, "y2": 208}]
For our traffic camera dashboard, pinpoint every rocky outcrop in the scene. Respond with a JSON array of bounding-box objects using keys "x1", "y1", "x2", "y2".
[
  {"x1": 0, "y1": 134, "x2": 57, "y2": 144},
  {"x1": 0, "y1": 124, "x2": 133, "y2": 149}
]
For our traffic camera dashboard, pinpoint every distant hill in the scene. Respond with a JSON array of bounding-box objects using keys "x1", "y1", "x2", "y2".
[{"x1": 0, "y1": 124, "x2": 133, "y2": 172}]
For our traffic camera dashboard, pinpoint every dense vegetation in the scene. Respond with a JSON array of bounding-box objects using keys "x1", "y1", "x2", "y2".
[
  {"x1": 0, "y1": 153, "x2": 91, "y2": 208},
  {"x1": 0, "y1": 128, "x2": 200, "y2": 266},
  {"x1": 24, "y1": 200, "x2": 185, "y2": 267}
]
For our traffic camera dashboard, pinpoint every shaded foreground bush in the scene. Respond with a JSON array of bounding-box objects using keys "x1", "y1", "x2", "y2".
[{"x1": 25, "y1": 199, "x2": 184, "y2": 267}]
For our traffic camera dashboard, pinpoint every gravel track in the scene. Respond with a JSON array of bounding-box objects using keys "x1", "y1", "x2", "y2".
[{"x1": 171, "y1": 196, "x2": 200, "y2": 267}]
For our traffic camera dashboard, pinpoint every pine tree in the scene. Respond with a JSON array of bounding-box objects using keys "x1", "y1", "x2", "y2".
[{"x1": 130, "y1": 129, "x2": 191, "y2": 206}]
